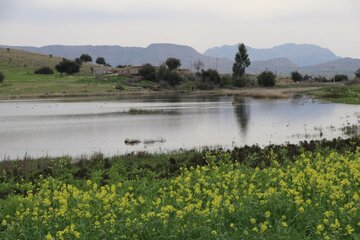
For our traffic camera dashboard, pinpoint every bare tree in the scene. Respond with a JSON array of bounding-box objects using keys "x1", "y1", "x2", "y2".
[{"x1": 193, "y1": 60, "x2": 204, "y2": 74}]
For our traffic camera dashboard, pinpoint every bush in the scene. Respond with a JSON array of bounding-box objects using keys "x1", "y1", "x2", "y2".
[
  {"x1": 291, "y1": 71, "x2": 303, "y2": 82},
  {"x1": 75, "y1": 58, "x2": 83, "y2": 65},
  {"x1": 79, "y1": 54, "x2": 92, "y2": 63},
  {"x1": 0, "y1": 71, "x2": 4, "y2": 83},
  {"x1": 34, "y1": 67, "x2": 54, "y2": 75},
  {"x1": 257, "y1": 71, "x2": 276, "y2": 87},
  {"x1": 157, "y1": 64, "x2": 182, "y2": 86},
  {"x1": 55, "y1": 59, "x2": 80, "y2": 75},
  {"x1": 355, "y1": 68, "x2": 360, "y2": 78},
  {"x1": 115, "y1": 84, "x2": 125, "y2": 91},
  {"x1": 334, "y1": 74, "x2": 348, "y2": 82},
  {"x1": 195, "y1": 80, "x2": 214, "y2": 90},
  {"x1": 139, "y1": 64, "x2": 157, "y2": 81},
  {"x1": 165, "y1": 58, "x2": 181, "y2": 71},
  {"x1": 200, "y1": 69, "x2": 221, "y2": 84},
  {"x1": 314, "y1": 76, "x2": 329, "y2": 82},
  {"x1": 96, "y1": 57, "x2": 106, "y2": 65}
]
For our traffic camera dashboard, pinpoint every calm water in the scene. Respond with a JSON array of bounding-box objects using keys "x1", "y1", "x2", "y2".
[{"x1": 1, "y1": 95, "x2": 360, "y2": 159}]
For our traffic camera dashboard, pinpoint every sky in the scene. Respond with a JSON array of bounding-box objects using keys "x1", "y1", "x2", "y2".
[{"x1": 1, "y1": 0, "x2": 360, "y2": 58}]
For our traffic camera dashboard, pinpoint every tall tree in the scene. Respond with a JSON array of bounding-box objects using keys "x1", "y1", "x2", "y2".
[{"x1": 232, "y1": 43, "x2": 251, "y2": 81}]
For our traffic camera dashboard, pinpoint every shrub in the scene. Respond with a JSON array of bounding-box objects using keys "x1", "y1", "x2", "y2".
[
  {"x1": 139, "y1": 64, "x2": 156, "y2": 81},
  {"x1": 115, "y1": 84, "x2": 125, "y2": 91},
  {"x1": 55, "y1": 58, "x2": 80, "y2": 75},
  {"x1": 355, "y1": 68, "x2": 360, "y2": 78},
  {"x1": 257, "y1": 71, "x2": 276, "y2": 87},
  {"x1": 165, "y1": 58, "x2": 181, "y2": 71},
  {"x1": 0, "y1": 71, "x2": 4, "y2": 83},
  {"x1": 96, "y1": 57, "x2": 106, "y2": 65},
  {"x1": 334, "y1": 74, "x2": 348, "y2": 82},
  {"x1": 34, "y1": 67, "x2": 54, "y2": 75},
  {"x1": 157, "y1": 64, "x2": 182, "y2": 86},
  {"x1": 195, "y1": 80, "x2": 214, "y2": 90},
  {"x1": 79, "y1": 54, "x2": 92, "y2": 63},
  {"x1": 291, "y1": 71, "x2": 303, "y2": 82},
  {"x1": 75, "y1": 58, "x2": 83, "y2": 65},
  {"x1": 200, "y1": 69, "x2": 221, "y2": 84}
]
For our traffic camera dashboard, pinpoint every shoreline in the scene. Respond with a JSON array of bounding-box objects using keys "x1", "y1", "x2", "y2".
[{"x1": 0, "y1": 86, "x2": 321, "y2": 101}]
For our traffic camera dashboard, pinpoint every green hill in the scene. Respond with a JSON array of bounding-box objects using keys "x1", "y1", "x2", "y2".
[{"x1": 0, "y1": 48, "x2": 131, "y2": 99}]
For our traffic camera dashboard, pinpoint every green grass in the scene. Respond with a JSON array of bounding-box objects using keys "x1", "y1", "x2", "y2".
[{"x1": 309, "y1": 83, "x2": 360, "y2": 104}]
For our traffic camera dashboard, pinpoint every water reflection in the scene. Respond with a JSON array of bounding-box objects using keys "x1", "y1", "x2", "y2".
[
  {"x1": 233, "y1": 98, "x2": 250, "y2": 136},
  {"x1": 1, "y1": 96, "x2": 360, "y2": 159}
]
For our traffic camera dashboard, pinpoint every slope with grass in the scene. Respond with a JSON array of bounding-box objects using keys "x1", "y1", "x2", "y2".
[{"x1": 0, "y1": 48, "x2": 159, "y2": 98}]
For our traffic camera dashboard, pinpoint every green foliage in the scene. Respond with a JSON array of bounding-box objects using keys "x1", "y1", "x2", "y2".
[
  {"x1": 291, "y1": 71, "x2": 303, "y2": 82},
  {"x1": 0, "y1": 71, "x2": 4, "y2": 83},
  {"x1": 55, "y1": 58, "x2": 80, "y2": 75},
  {"x1": 195, "y1": 80, "x2": 214, "y2": 90},
  {"x1": 79, "y1": 54, "x2": 92, "y2": 63},
  {"x1": 355, "y1": 68, "x2": 360, "y2": 78},
  {"x1": 200, "y1": 69, "x2": 221, "y2": 84},
  {"x1": 334, "y1": 74, "x2": 348, "y2": 82},
  {"x1": 139, "y1": 63, "x2": 157, "y2": 81},
  {"x1": 96, "y1": 57, "x2": 106, "y2": 65},
  {"x1": 34, "y1": 67, "x2": 54, "y2": 75},
  {"x1": 156, "y1": 64, "x2": 182, "y2": 86},
  {"x1": 115, "y1": 83, "x2": 125, "y2": 91},
  {"x1": 232, "y1": 43, "x2": 251, "y2": 84},
  {"x1": 75, "y1": 58, "x2": 83, "y2": 65},
  {"x1": 257, "y1": 71, "x2": 276, "y2": 87},
  {"x1": 1, "y1": 137, "x2": 360, "y2": 239},
  {"x1": 165, "y1": 58, "x2": 181, "y2": 71}
]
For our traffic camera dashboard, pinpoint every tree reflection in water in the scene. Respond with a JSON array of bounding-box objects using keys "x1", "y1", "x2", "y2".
[{"x1": 233, "y1": 97, "x2": 250, "y2": 137}]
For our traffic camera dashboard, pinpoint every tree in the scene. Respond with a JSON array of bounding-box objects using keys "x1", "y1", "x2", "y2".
[
  {"x1": 355, "y1": 68, "x2": 360, "y2": 78},
  {"x1": 193, "y1": 60, "x2": 204, "y2": 74},
  {"x1": 34, "y1": 67, "x2": 54, "y2": 75},
  {"x1": 232, "y1": 43, "x2": 251, "y2": 85},
  {"x1": 55, "y1": 58, "x2": 80, "y2": 75},
  {"x1": 200, "y1": 69, "x2": 221, "y2": 84},
  {"x1": 75, "y1": 58, "x2": 83, "y2": 65},
  {"x1": 139, "y1": 64, "x2": 157, "y2": 81},
  {"x1": 257, "y1": 71, "x2": 276, "y2": 87},
  {"x1": 79, "y1": 54, "x2": 92, "y2": 63},
  {"x1": 165, "y1": 58, "x2": 181, "y2": 71},
  {"x1": 0, "y1": 71, "x2": 4, "y2": 83},
  {"x1": 157, "y1": 64, "x2": 182, "y2": 86},
  {"x1": 334, "y1": 74, "x2": 348, "y2": 82},
  {"x1": 96, "y1": 57, "x2": 106, "y2": 65},
  {"x1": 291, "y1": 71, "x2": 303, "y2": 82}
]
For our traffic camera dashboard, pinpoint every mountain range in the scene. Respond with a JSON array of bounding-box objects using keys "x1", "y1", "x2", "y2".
[{"x1": 2, "y1": 43, "x2": 359, "y2": 77}]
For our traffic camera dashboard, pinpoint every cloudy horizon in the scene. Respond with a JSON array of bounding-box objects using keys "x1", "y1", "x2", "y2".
[{"x1": 1, "y1": 0, "x2": 359, "y2": 57}]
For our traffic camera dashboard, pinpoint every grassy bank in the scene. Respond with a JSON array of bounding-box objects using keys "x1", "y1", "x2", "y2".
[
  {"x1": 1, "y1": 137, "x2": 360, "y2": 239},
  {"x1": 309, "y1": 83, "x2": 360, "y2": 104}
]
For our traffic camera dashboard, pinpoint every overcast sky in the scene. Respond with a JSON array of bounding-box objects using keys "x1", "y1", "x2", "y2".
[{"x1": 1, "y1": 0, "x2": 359, "y2": 57}]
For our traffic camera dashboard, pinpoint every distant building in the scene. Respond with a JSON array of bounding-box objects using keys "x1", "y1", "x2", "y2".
[
  {"x1": 176, "y1": 68, "x2": 192, "y2": 76},
  {"x1": 116, "y1": 66, "x2": 142, "y2": 76}
]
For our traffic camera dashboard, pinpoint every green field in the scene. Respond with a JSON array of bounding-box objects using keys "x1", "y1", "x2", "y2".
[
  {"x1": 0, "y1": 48, "x2": 167, "y2": 99},
  {"x1": 1, "y1": 138, "x2": 360, "y2": 239}
]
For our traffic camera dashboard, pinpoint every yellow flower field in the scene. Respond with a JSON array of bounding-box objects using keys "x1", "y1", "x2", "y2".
[{"x1": 1, "y1": 150, "x2": 360, "y2": 239}]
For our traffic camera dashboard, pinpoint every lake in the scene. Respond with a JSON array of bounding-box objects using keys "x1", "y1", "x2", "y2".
[{"x1": 1, "y1": 95, "x2": 360, "y2": 159}]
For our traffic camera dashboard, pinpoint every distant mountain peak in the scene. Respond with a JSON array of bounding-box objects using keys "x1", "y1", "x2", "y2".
[{"x1": 205, "y1": 43, "x2": 338, "y2": 67}]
